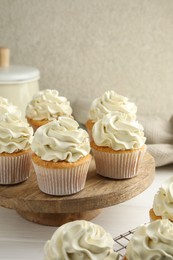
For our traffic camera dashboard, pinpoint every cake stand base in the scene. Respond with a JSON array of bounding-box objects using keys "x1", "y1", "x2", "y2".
[{"x1": 16, "y1": 209, "x2": 102, "y2": 226}]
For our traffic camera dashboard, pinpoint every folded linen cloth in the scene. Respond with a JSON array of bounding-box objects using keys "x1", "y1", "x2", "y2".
[{"x1": 138, "y1": 115, "x2": 173, "y2": 167}]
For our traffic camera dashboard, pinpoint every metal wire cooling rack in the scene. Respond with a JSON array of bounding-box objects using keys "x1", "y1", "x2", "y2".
[{"x1": 113, "y1": 228, "x2": 136, "y2": 258}]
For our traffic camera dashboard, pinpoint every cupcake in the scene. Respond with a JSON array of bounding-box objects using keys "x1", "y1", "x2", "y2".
[
  {"x1": 124, "y1": 219, "x2": 173, "y2": 259},
  {"x1": 25, "y1": 89, "x2": 73, "y2": 131},
  {"x1": 0, "y1": 112, "x2": 33, "y2": 184},
  {"x1": 86, "y1": 90, "x2": 137, "y2": 138},
  {"x1": 31, "y1": 116, "x2": 91, "y2": 196},
  {"x1": 44, "y1": 220, "x2": 120, "y2": 260},
  {"x1": 149, "y1": 176, "x2": 173, "y2": 222},
  {"x1": 91, "y1": 112, "x2": 146, "y2": 179}
]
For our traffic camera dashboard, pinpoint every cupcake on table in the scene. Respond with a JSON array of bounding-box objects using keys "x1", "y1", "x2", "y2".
[
  {"x1": 86, "y1": 90, "x2": 137, "y2": 139},
  {"x1": 149, "y1": 176, "x2": 173, "y2": 222},
  {"x1": 91, "y1": 112, "x2": 146, "y2": 179},
  {"x1": 123, "y1": 219, "x2": 173, "y2": 259},
  {"x1": 0, "y1": 112, "x2": 33, "y2": 184},
  {"x1": 31, "y1": 116, "x2": 91, "y2": 196},
  {"x1": 44, "y1": 220, "x2": 120, "y2": 260},
  {"x1": 25, "y1": 89, "x2": 73, "y2": 131}
]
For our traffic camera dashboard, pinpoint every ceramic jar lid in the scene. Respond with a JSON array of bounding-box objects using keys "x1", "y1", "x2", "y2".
[{"x1": 0, "y1": 47, "x2": 40, "y2": 84}]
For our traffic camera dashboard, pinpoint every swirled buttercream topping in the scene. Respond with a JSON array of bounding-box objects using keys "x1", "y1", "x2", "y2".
[
  {"x1": 31, "y1": 117, "x2": 90, "y2": 163},
  {"x1": 92, "y1": 112, "x2": 146, "y2": 150},
  {"x1": 25, "y1": 89, "x2": 72, "y2": 120},
  {"x1": 153, "y1": 177, "x2": 173, "y2": 220},
  {"x1": 126, "y1": 219, "x2": 173, "y2": 260},
  {"x1": 44, "y1": 220, "x2": 120, "y2": 260},
  {"x1": 0, "y1": 96, "x2": 21, "y2": 118},
  {"x1": 88, "y1": 90, "x2": 137, "y2": 122},
  {"x1": 0, "y1": 113, "x2": 33, "y2": 153}
]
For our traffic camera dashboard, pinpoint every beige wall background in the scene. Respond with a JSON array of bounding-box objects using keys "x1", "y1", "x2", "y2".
[{"x1": 0, "y1": 0, "x2": 173, "y2": 122}]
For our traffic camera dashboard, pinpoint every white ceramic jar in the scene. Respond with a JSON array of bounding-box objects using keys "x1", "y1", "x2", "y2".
[{"x1": 0, "y1": 47, "x2": 40, "y2": 119}]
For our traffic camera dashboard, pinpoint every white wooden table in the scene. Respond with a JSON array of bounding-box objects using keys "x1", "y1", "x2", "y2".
[{"x1": 0, "y1": 163, "x2": 172, "y2": 260}]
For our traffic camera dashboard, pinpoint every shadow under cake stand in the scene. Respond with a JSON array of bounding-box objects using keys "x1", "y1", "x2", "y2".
[{"x1": 0, "y1": 152, "x2": 155, "y2": 226}]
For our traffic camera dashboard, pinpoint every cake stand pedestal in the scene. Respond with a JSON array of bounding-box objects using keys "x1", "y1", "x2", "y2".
[{"x1": 0, "y1": 152, "x2": 155, "y2": 226}]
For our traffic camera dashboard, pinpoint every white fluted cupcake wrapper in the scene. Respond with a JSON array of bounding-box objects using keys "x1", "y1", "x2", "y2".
[
  {"x1": 32, "y1": 159, "x2": 91, "y2": 196},
  {"x1": 0, "y1": 152, "x2": 31, "y2": 185},
  {"x1": 92, "y1": 146, "x2": 146, "y2": 179}
]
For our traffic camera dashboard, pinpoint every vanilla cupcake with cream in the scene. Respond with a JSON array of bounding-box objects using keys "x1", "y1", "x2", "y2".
[
  {"x1": 44, "y1": 220, "x2": 120, "y2": 260},
  {"x1": 91, "y1": 112, "x2": 146, "y2": 179},
  {"x1": 149, "y1": 176, "x2": 173, "y2": 222},
  {"x1": 26, "y1": 89, "x2": 73, "y2": 131},
  {"x1": 31, "y1": 116, "x2": 91, "y2": 195},
  {"x1": 124, "y1": 219, "x2": 173, "y2": 259},
  {"x1": 0, "y1": 112, "x2": 33, "y2": 184},
  {"x1": 86, "y1": 90, "x2": 137, "y2": 138}
]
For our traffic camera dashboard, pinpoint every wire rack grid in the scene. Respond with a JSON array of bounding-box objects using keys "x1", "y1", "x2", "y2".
[{"x1": 113, "y1": 228, "x2": 136, "y2": 259}]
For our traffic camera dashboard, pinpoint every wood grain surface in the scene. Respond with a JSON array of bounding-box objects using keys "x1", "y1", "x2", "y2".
[{"x1": 0, "y1": 152, "x2": 155, "y2": 226}]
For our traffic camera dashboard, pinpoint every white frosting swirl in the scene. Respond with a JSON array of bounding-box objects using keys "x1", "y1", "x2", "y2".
[
  {"x1": 92, "y1": 112, "x2": 146, "y2": 150},
  {"x1": 0, "y1": 113, "x2": 33, "y2": 153},
  {"x1": 26, "y1": 89, "x2": 72, "y2": 120},
  {"x1": 0, "y1": 96, "x2": 21, "y2": 118},
  {"x1": 153, "y1": 177, "x2": 173, "y2": 220},
  {"x1": 89, "y1": 90, "x2": 137, "y2": 122},
  {"x1": 31, "y1": 117, "x2": 90, "y2": 163},
  {"x1": 44, "y1": 220, "x2": 120, "y2": 260},
  {"x1": 126, "y1": 219, "x2": 173, "y2": 259}
]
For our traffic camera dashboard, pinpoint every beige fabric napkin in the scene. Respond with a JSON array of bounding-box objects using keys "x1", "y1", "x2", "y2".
[{"x1": 138, "y1": 115, "x2": 173, "y2": 167}]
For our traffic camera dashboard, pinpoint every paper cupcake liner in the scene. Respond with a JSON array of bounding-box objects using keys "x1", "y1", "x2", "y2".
[
  {"x1": 92, "y1": 146, "x2": 146, "y2": 179},
  {"x1": 0, "y1": 152, "x2": 31, "y2": 185},
  {"x1": 32, "y1": 158, "x2": 91, "y2": 196}
]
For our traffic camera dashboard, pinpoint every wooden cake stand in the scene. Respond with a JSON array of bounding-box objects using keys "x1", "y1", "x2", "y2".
[{"x1": 0, "y1": 153, "x2": 155, "y2": 226}]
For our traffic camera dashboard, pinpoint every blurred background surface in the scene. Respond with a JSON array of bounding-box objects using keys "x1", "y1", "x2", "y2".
[{"x1": 0, "y1": 0, "x2": 173, "y2": 121}]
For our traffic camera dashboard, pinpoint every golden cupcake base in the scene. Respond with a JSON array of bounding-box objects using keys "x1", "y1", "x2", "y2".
[{"x1": 149, "y1": 208, "x2": 163, "y2": 221}]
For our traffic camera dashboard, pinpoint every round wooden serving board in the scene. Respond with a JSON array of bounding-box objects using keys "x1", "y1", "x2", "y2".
[{"x1": 0, "y1": 152, "x2": 155, "y2": 226}]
